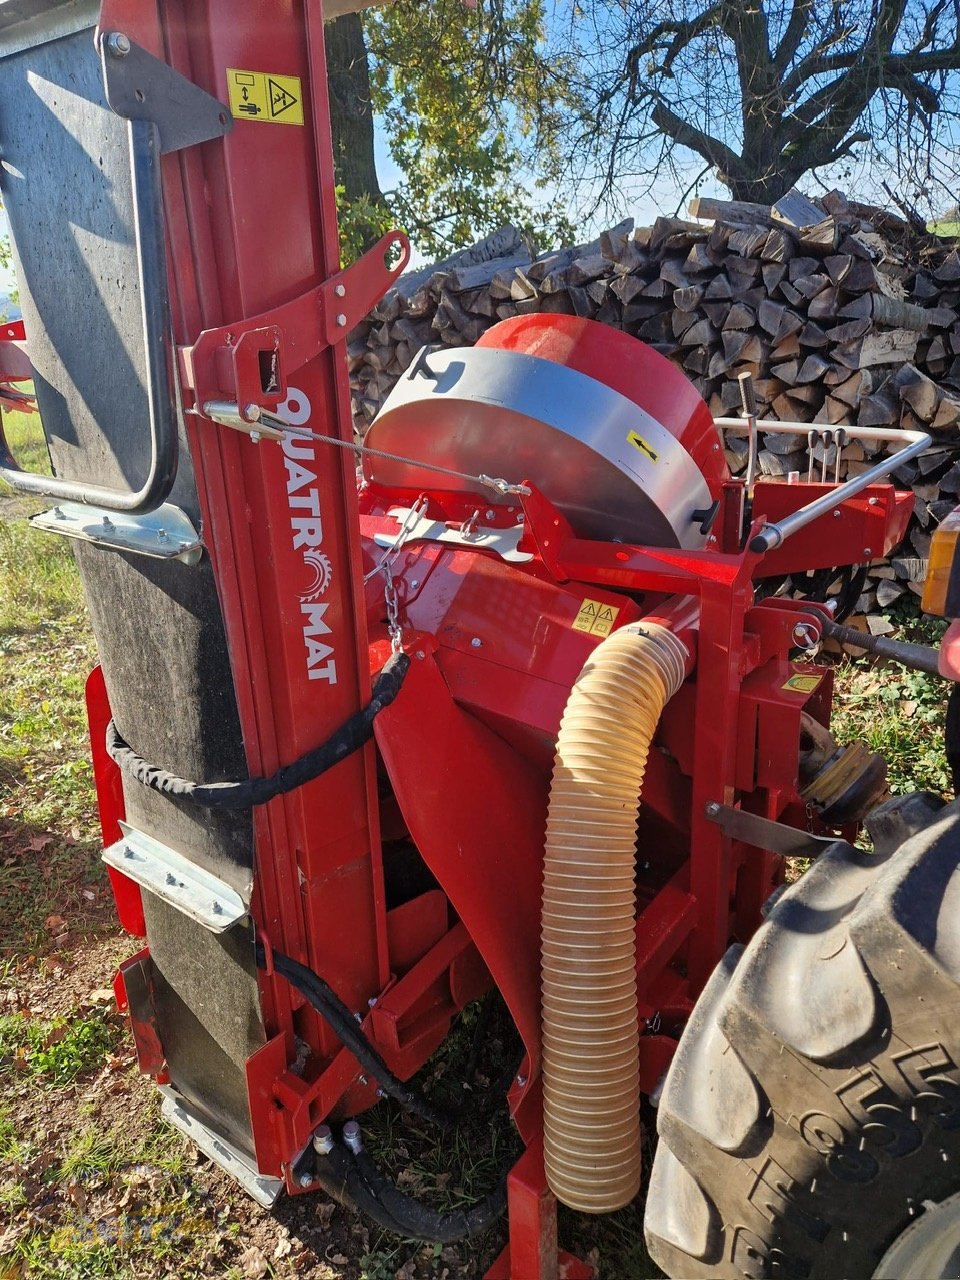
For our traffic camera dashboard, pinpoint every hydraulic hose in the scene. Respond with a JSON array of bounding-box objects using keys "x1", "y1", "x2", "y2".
[
  {"x1": 255, "y1": 943, "x2": 517, "y2": 1131},
  {"x1": 541, "y1": 622, "x2": 688, "y2": 1213},
  {"x1": 312, "y1": 1137, "x2": 507, "y2": 1242}
]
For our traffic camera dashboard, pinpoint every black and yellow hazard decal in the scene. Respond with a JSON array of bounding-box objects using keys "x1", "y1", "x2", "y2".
[
  {"x1": 227, "y1": 68, "x2": 304, "y2": 126},
  {"x1": 573, "y1": 598, "x2": 620, "y2": 638}
]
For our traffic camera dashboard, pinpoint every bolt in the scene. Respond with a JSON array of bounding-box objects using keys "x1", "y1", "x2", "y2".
[
  {"x1": 832, "y1": 509, "x2": 841, "y2": 519},
  {"x1": 297, "y1": 1171, "x2": 314, "y2": 1188},
  {"x1": 353, "y1": 1011, "x2": 363, "y2": 1022},
  {"x1": 471, "y1": 637, "x2": 483, "y2": 648},
  {"x1": 106, "y1": 31, "x2": 131, "y2": 57},
  {"x1": 243, "y1": 403, "x2": 261, "y2": 422},
  {"x1": 517, "y1": 513, "x2": 524, "y2": 524},
  {"x1": 53, "y1": 506, "x2": 65, "y2": 519},
  {"x1": 336, "y1": 313, "x2": 347, "y2": 327},
  {"x1": 334, "y1": 284, "x2": 346, "y2": 298},
  {"x1": 868, "y1": 496, "x2": 879, "y2": 507},
  {"x1": 157, "y1": 528, "x2": 167, "y2": 540},
  {"x1": 863, "y1": 548, "x2": 872, "y2": 558},
  {"x1": 249, "y1": 431, "x2": 261, "y2": 444},
  {"x1": 409, "y1": 579, "x2": 419, "y2": 589},
  {"x1": 343, "y1": 1120, "x2": 363, "y2": 1155},
  {"x1": 415, "y1": 649, "x2": 425, "y2": 660},
  {"x1": 212, "y1": 901, "x2": 223, "y2": 915},
  {"x1": 485, "y1": 509, "x2": 495, "y2": 520},
  {"x1": 376, "y1": 1088, "x2": 387, "y2": 1099},
  {"x1": 367, "y1": 996, "x2": 378, "y2": 1007},
  {"x1": 313, "y1": 1125, "x2": 334, "y2": 1156},
  {"x1": 516, "y1": 1074, "x2": 527, "y2": 1087},
  {"x1": 705, "y1": 801, "x2": 721, "y2": 817},
  {"x1": 358, "y1": 1074, "x2": 368, "y2": 1086},
  {"x1": 165, "y1": 872, "x2": 176, "y2": 885},
  {"x1": 102, "y1": 515, "x2": 113, "y2": 529},
  {"x1": 793, "y1": 623, "x2": 819, "y2": 649},
  {"x1": 122, "y1": 845, "x2": 134, "y2": 859}
]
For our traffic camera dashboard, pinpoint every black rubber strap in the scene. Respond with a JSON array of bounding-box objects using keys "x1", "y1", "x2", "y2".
[{"x1": 105, "y1": 651, "x2": 410, "y2": 810}]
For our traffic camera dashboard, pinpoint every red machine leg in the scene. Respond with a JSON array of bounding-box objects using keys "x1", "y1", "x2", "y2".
[{"x1": 486, "y1": 1139, "x2": 594, "y2": 1280}]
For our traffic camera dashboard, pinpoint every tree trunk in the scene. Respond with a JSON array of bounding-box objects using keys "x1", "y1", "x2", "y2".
[
  {"x1": 325, "y1": 14, "x2": 386, "y2": 247},
  {"x1": 723, "y1": 169, "x2": 796, "y2": 205}
]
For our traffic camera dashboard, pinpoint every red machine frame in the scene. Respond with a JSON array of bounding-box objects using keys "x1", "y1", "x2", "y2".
[{"x1": 1, "y1": 3, "x2": 918, "y2": 1275}]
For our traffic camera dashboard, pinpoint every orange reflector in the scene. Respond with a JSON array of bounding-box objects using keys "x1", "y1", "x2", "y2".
[{"x1": 923, "y1": 506, "x2": 960, "y2": 617}]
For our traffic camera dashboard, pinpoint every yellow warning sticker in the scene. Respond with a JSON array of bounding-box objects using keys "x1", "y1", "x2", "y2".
[
  {"x1": 626, "y1": 430, "x2": 659, "y2": 463},
  {"x1": 227, "y1": 68, "x2": 304, "y2": 126},
  {"x1": 781, "y1": 673, "x2": 822, "y2": 694},
  {"x1": 573, "y1": 598, "x2": 620, "y2": 638}
]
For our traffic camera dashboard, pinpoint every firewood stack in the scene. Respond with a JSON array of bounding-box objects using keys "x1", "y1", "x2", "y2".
[{"x1": 348, "y1": 191, "x2": 960, "y2": 634}]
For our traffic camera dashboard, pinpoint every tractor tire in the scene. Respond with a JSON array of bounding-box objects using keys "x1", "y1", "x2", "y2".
[{"x1": 644, "y1": 792, "x2": 960, "y2": 1280}]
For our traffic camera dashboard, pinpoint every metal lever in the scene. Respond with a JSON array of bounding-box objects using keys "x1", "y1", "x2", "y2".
[
  {"x1": 714, "y1": 416, "x2": 932, "y2": 555},
  {"x1": 739, "y1": 371, "x2": 758, "y2": 500},
  {"x1": 0, "y1": 118, "x2": 179, "y2": 512},
  {"x1": 833, "y1": 427, "x2": 847, "y2": 484}
]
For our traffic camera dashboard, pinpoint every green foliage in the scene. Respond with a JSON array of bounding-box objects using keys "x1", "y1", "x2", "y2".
[
  {"x1": 360, "y1": 0, "x2": 578, "y2": 258},
  {"x1": 336, "y1": 186, "x2": 397, "y2": 265},
  {"x1": 0, "y1": 1009, "x2": 119, "y2": 1086},
  {"x1": 0, "y1": 197, "x2": 19, "y2": 316},
  {"x1": 830, "y1": 602, "x2": 951, "y2": 799}
]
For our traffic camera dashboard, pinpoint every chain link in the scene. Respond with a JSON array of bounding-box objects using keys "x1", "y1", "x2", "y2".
[
  {"x1": 383, "y1": 571, "x2": 402, "y2": 654},
  {"x1": 367, "y1": 496, "x2": 430, "y2": 653}
]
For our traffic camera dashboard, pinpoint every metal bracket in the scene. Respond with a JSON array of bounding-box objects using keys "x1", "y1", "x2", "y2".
[
  {"x1": 159, "y1": 1086, "x2": 282, "y2": 1208},
  {"x1": 704, "y1": 801, "x2": 842, "y2": 858},
  {"x1": 31, "y1": 501, "x2": 203, "y2": 565},
  {"x1": 100, "y1": 32, "x2": 232, "y2": 154},
  {"x1": 103, "y1": 822, "x2": 247, "y2": 932},
  {"x1": 374, "y1": 505, "x2": 533, "y2": 564}
]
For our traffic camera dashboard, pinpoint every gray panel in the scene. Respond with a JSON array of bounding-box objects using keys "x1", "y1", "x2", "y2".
[{"x1": 0, "y1": 22, "x2": 265, "y2": 1151}]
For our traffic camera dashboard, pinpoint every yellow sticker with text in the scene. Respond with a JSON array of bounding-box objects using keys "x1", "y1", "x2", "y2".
[
  {"x1": 781, "y1": 673, "x2": 822, "y2": 694},
  {"x1": 626, "y1": 430, "x2": 659, "y2": 463},
  {"x1": 573, "y1": 598, "x2": 620, "y2": 638},
  {"x1": 227, "y1": 68, "x2": 304, "y2": 126}
]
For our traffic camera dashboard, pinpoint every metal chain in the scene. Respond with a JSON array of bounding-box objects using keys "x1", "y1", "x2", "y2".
[
  {"x1": 257, "y1": 411, "x2": 531, "y2": 498},
  {"x1": 363, "y1": 496, "x2": 429, "y2": 586},
  {"x1": 367, "y1": 497, "x2": 429, "y2": 654},
  {"x1": 383, "y1": 571, "x2": 402, "y2": 654}
]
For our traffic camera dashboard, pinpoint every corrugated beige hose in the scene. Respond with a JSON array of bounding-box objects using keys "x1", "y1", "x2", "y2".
[{"x1": 541, "y1": 622, "x2": 688, "y2": 1212}]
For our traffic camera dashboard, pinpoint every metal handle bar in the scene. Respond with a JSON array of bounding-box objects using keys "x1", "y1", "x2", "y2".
[
  {"x1": 714, "y1": 417, "x2": 931, "y2": 553},
  {"x1": 0, "y1": 118, "x2": 179, "y2": 512}
]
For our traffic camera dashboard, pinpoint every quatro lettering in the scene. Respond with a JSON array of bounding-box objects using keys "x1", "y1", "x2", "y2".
[{"x1": 279, "y1": 388, "x2": 337, "y2": 685}]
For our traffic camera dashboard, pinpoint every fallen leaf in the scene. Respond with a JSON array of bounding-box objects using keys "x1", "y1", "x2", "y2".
[
  {"x1": 85, "y1": 988, "x2": 115, "y2": 1007},
  {"x1": 238, "y1": 1246, "x2": 268, "y2": 1278},
  {"x1": 29, "y1": 836, "x2": 53, "y2": 852},
  {"x1": 273, "y1": 1235, "x2": 292, "y2": 1260},
  {"x1": 43, "y1": 915, "x2": 66, "y2": 933}
]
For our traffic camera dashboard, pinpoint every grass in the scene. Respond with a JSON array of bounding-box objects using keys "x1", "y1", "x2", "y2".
[
  {"x1": 0, "y1": 406, "x2": 50, "y2": 483},
  {"x1": 2, "y1": 1097, "x2": 225, "y2": 1280},
  {"x1": 0, "y1": 1009, "x2": 120, "y2": 1086},
  {"x1": 830, "y1": 603, "x2": 950, "y2": 797},
  {"x1": 0, "y1": 408, "x2": 104, "y2": 959}
]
